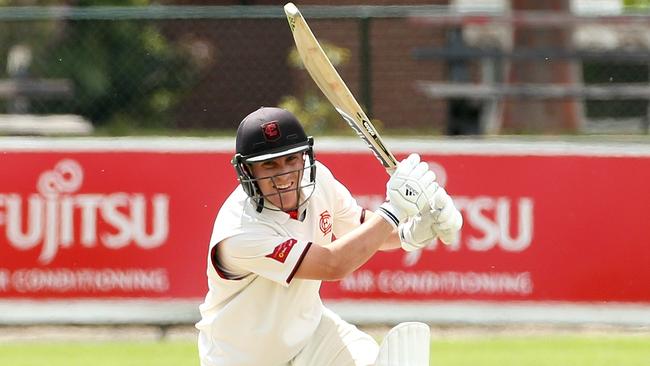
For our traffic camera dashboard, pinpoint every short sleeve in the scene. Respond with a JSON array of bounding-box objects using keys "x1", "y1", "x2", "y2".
[
  {"x1": 317, "y1": 162, "x2": 365, "y2": 238},
  {"x1": 219, "y1": 232, "x2": 312, "y2": 286}
]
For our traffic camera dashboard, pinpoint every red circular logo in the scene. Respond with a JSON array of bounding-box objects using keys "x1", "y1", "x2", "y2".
[{"x1": 319, "y1": 210, "x2": 332, "y2": 235}]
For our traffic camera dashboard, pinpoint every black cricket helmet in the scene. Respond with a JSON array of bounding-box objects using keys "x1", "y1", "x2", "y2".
[{"x1": 232, "y1": 107, "x2": 316, "y2": 212}]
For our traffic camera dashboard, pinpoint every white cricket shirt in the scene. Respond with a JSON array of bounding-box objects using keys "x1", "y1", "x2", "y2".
[{"x1": 196, "y1": 161, "x2": 365, "y2": 366}]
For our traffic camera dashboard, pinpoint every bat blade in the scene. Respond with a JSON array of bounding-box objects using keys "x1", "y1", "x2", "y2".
[{"x1": 284, "y1": 2, "x2": 397, "y2": 174}]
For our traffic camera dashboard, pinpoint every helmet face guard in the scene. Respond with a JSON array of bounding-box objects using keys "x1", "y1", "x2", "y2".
[
  {"x1": 233, "y1": 141, "x2": 316, "y2": 212},
  {"x1": 231, "y1": 107, "x2": 316, "y2": 213}
]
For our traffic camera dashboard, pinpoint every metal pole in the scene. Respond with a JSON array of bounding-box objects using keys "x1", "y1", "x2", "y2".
[{"x1": 359, "y1": 16, "x2": 372, "y2": 117}]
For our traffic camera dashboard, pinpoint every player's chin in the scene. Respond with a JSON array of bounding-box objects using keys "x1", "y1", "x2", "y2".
[{"x1": 273, "y1": 191, "x2": 299, "y2": 210}]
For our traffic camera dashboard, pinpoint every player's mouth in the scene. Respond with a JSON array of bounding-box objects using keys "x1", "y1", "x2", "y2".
[{"x1": 274, "y1": 182, "x2": 294, "y2": 191}]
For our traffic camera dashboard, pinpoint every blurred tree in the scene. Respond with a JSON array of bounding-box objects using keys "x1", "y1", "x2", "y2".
[
  {"x1": 0, "y1": 0, "x2": 61, "y2": 113},
  {"x1": 0, "y1": 0, "x2": 198, "y2": 131},
  {"x1": 624, "y1": 0, "x2": 650, "y2": 8},
  {"x1": 280, "y1": 41, "x2": 383, "y2": 134},
  {"x1": 280, "y1": 42, "x2": 351, "y2": 134}
]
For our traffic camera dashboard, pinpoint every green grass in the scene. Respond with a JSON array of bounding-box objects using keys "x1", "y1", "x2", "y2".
[
  {"x1": 1, "y1": 335, "x2": 649, "y2": 366},
  {"x1": 431, "y1": 335, "x2": 650, "y2": 366},
  {"x1": 0, "y1": 341, "x2": 197, "y2": 366}
]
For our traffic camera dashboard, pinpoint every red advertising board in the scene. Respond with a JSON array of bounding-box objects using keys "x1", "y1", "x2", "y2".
[
  {"x1": 1, "y1": 140, "x2": 649, "y2": 303},
  {"x1": 319, "y1": 152, "x2": 650, "y2": 303},
  {"x1": 0, "y1": 151, "x2": 231, "y2": 298}
]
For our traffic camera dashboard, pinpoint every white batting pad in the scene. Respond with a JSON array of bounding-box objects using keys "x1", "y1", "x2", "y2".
[{"x1": 374, "y1": 322, "x2": 430, "y2": 366}]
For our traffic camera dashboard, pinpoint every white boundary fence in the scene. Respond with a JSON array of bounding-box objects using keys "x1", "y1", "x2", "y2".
[{"x1": 1, "y1": 299, "x2": 650, "y2": 328}]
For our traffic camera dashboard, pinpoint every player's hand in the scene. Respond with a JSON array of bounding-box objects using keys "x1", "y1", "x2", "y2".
[
  {"x1": 430, "y1": 187, "x2": 463, "y2": 245},
  {"x1": 377, "y1": 154, "x2": 438, "y2": 228},
  {"x1": 399, "y1": 187, "x2": 463, "y2": 249},
  {"x1": 398, "y1": 208, "x2": 437, "y2": 252}
]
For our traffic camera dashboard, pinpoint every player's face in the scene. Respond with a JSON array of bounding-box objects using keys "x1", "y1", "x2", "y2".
[{"x1": 249, "y1": 153, "x2": 305, "y2": 211}]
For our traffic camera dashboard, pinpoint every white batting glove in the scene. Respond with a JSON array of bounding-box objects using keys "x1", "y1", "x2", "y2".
[
  {"x1": 430, "y1": 187, "x2": 463, "y2": 245},
  {"x1": 398, "y1": 209, "x2": 437, "y2": 252},
  {"x1": 376, "y1": 154, "x2": 438, "y2": 229}
]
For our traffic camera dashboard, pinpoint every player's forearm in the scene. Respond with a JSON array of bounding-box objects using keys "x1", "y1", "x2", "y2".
[
  {"x1": 295, "y1": 216, "x2": 392, "y2": 281},
  {"x1": 325, "y1": 215, "x2": 393, "y2": 279},
  {"x1": 295, "y1": 214, "x2": 393, "y2": 281},
  {"x1": 364, "y1": 210, "x2": 401, "y2": 251},
  {"x1": 379, "y1": 230, "x2": 402, "y2": 251}
]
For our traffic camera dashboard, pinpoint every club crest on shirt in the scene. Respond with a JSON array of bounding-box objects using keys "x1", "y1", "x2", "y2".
[
  {"x1": 319, "y1": 210, "x2": 332, "y2": 235},
  {"x1": 266, "y1": 238, "x2": 297, "y2": 263}
]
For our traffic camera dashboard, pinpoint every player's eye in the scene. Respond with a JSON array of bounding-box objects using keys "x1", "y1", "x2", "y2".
[
  {"x1": 287, "y1": 153, "x2": 304, "y2": 164},
  {"x1": 260, "y1": 161, "x2": 277, "y2": 170}
]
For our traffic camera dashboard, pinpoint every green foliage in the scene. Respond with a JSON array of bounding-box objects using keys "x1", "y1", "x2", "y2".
[
  {"x1": 287, "y1": 41, "x2": 350, "y2": 70},
  {"x1": 35, "y1": 20, "x2": 196, "y2": 129},
  {"x1": 279, "y1": 92, "x2": 385, "y2": 136},
  {"x1": 282, "y1": 41, "x2": 361, "y2": 134},
  {"x1": 624, "y1": 0, "x2": 650, "y2": 9},
  {"x1": 72, "y1": 29, "x2": 185, "y2": 127},
  {"x1": 0, "y1": 1, "x2": 198, "y2": 130},
  {"x1": 0, "y1": 3, "x2": 59, "y2": 76},
  {"x1": 279, "y1": 93, "x2": 343, "y2": 134}
]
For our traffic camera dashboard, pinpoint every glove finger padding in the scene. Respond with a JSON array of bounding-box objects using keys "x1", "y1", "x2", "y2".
[
  {"x1": 418, "y1": 170, "x2": 437, "y2": 195},
  {"x1": 416, "y1": 208, "x2": 436, "y2": 228},
  {"x1": 434, "y1": 198, "x2": 454, "y2": 223},
  {"x1": 437, "y1": 211, "x2": 462, "y2": 244},
  {"x1": 431, "y1": 187, "x2": 452, "y2": 222},
  {"x1": 394, "y1": 153, "x2": 420, "y2": 176},
  {"x1": 386, "y1": 154, "x2": 438, "y2": 221},
  {"x1": 408, "y1": 161, "x2": 430, "y2": 181},
  {"x1": 421, "y1": 180, "x2": 439, "y2": 204},
  {"x1": 399, "y1": 210, "x2": 437, "y2": 252},
  {"x1": 432, "y1": 187, "x2": 451, "y2": 210},
  {"x1": 437, "y1": 229, "x2": 458, "y2": 246},
  {"x1": 400, "y1": 235, "x2": 424, "y2": 252},
  {"x1": 434, "y1": 208, "x2": 463, "y2": 232},
  {"x1": 428, "y1": 187, "x2": 463, "y2": 245}
]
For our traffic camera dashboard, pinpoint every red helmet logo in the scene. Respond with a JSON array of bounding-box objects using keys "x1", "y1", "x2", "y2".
[{"x1": 261, "y1": 121, "x2": 281, "y2": 141}]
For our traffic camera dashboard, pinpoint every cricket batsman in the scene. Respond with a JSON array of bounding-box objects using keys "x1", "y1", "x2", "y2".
[{"x1": 196, "y1": 107, "x2": 462, "y2": 366}]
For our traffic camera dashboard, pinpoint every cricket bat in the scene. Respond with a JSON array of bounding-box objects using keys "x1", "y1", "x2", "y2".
[{"x1": 284, "y1": 2, "x2": 398, "y2": 174}]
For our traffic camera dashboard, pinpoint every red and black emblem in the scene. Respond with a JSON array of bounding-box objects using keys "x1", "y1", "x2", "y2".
[
  {"x1": 266, "y1": 238, "x2": 297, "y2": 263},
  {"x1": 319, "y1": 210, "x2": 332, "y2": 235},
  {"x1": 261, "y1": 121, "x2": 281, "y2": 142}
]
